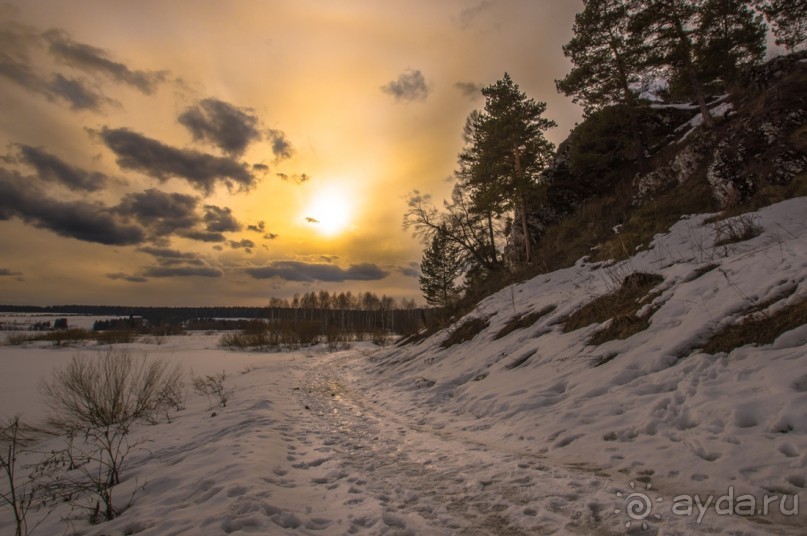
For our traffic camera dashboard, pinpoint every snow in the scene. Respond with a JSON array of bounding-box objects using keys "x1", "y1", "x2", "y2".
[
  {"x1": 675, "y1": 101, "x2": 734, "y2": 143},
  {"x1": 2, "y1": 198, "x2": 807, "y2": 535}
]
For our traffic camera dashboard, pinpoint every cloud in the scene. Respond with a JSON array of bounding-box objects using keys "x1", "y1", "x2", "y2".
[
  {"x1": 229, "y1": 238, "x2": 255, "y2": 251},
  {"x1": 43, "y1": 29, "x2": 167, "y2": 94},
  {"x1": 48, "y1": 73, "x2": 106, "y2": 110},
  {"x1": 458, "y1": 1, "x2": 493, "y2": 29},
  {"x1": 245, "y1": 261, "x2": 389, "y2": 282},
  {"x1": 17, "y1": 144, "x2": 107, "y2": 191},
  {"x1": 0, "y1": 268, "x2": 22, "y2": 276},
  {"x1": 0, "y1": 21, "x2": 49, "y2": 95},
  {"x1": 116, "y1": 188, "x2": 199, "y2": 236},
  {"x1": 137, "y1": 246, "x2": 198, "y2": 260},
  {"x1": 106, "y1": 272, "x2": 147, "y2": 283},
  {"x1": 305, "y1": 216, "x2": 320, "y2": 224},
  {"x1": 266, "y1": 129, "x2": 293, "y2": 160},
  {"x1": 247, "y1": 220, "x2": 265, "y2": 232},
  {"x1": 277, "y1": 172, "x2": 310, "y2": 184},
  {"x1": 264, "y1": 233, "x2": 278, "y2": 240},
  {"x1": 182, "y1": 230, "x2": 226, "y2": 243},
  {"x1": 454, "y1": 81, "x2": 482, "y2": 98},
  {"x1": 178, "y1": 98, "x2": 261, "y2": 156},
  {"x1": 398, "y1": 266, "x2": 420, "y2": 278},
  {"x1": 142, "y1": 266, "x2": 223, "y2": 278},
  {"x1": 203, "y1": 204, "x2": 240, "y2": 232},
  {"x1": 0, "y1": 168, "x2": 145, "y2": 245},
  {"x1": 99, "y1": 127, "x2": 258, "y2": 194},
  {"x1": 381, "y1": 69, "x2": 430, "y2": 102}
]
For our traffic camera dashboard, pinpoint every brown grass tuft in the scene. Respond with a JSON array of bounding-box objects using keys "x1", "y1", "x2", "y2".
[
  {"x1": 440, "y1": 316, "x2": 491, "y2": 348},
  {"x1": 494, "y1": 305, "x2": 557, "y2": 340},
  {"x1": 703, "y1": 295, "x2": 807, "y2": 354},
  {"x1": 565, "y1": 272, "x2": 663, "y2": 345}
]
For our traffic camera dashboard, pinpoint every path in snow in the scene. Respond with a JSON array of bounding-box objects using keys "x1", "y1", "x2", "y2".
[{"x1": 290, "y1": 349, "x2": 624, "y2": 535}]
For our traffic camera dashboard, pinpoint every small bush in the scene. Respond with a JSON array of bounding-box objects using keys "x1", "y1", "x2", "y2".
[
  {"x1": 192, "y1": 371, "x2": 232, "y2": 408},
  {"x1": 39, "y1": 349, "x2": 183, "y2": 522}
]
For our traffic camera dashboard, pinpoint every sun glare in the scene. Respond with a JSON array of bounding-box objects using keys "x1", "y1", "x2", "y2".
[{"x1": 303, "y1": 185, "x2": 353, "y2": 236}]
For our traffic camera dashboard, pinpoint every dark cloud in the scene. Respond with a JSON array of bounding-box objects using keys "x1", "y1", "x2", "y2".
[
  {"x1": 305, "y1": 216, "x2": 320, "y2": 224},
  {"x1": 106, "y1": 272, "x2": 147, "y2": 283},
  {"x1": 266, "y1": 129, "x2": 293, "y2": 161},
  {"x1": 398, "y1": 266, "x2": 420, "y2": 278},
  {"x1": 229, "y1": 239, "x2": 255, "y2": 251},
  {"x1": 277, "y1": 172, "x2": 310, "y2": 184},
  {"x1": 43, "y1": 29, "x2": 166, "y2": 94},
  {"x1": 182, "y1": 230, "x2": 226, "y2": 243},
  {"x1": 245, "y1": 261, "x2": 389, "y2": 282},
  {"x1": 116, "y1": 188, "x2": 199, "y2": 236},
  {"x1": 48, "y1": 73, "x2": 105, "y2": 110},
  {"x1": 203, "y1": 204, "x2": 240, "y2": 232},
  {"x1": 137, "y1": 246, "x2": 198, "y2": 260},
  {"x1": 0, "y1": 268, "x2": 22, "y2": 276},
  {"x1": 17, "y1": 144, "x2": 107, "y2": 191},
  {"x1": 381, "y1": 69, "x2": 429, "y2": 102},
  {"x1": 247, "y1": 220, "x2": 265, "y2": 233},
  {"x1": 264, "y1": 233, "x2": 278, "y2": 240},
  {"x1": 99, "y1": 127, "x2": 258, "y2": 194},
  {"x1": 454, "y1": 81, "x2": 482, "y2": 98},
  {"x1": 253, "y1": 163, "x2": 270, "y2": 172},
  {"x1": 0, "y1": 21, "x2": 48, "y2": 94},
  {"x1": 0, "y1": 168, "x2": 145, "y2": 245},
  {"x1": 142, "y1": 266, "x2": 223, "y2": 278},
  {"x1": 178, "y1": 98, "x2": 261, "y2": 156}
]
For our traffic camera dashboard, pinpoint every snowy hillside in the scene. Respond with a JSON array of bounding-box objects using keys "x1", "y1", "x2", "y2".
[{"x1": 2, "y1": 198, "x2": 807, "y2": 535}]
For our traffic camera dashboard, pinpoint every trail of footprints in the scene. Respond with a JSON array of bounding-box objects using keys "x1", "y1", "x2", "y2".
[{"x1": 267, "y1": 358, "x2": 611, "y2": 535}]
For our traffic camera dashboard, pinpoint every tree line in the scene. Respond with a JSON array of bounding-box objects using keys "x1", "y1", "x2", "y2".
[
  {"x1": 409, "y1": 0, "x2": 804, "y2": 309},
  {"x1": 2, "y1": 290, "x2": 426, "y2": 334}
]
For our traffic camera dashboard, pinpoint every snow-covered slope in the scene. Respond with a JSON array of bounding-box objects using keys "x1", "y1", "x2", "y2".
[
  {"x1": 2, "y1": 198, "x2": 806, "y2": 535},
  {"x1": 364, "y1": 197, "x2": 807, "y2": 533}
]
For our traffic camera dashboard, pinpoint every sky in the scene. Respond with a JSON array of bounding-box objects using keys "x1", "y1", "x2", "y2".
[{"x1": 0, "y1": 0, "x2": 583, "y2": 306}]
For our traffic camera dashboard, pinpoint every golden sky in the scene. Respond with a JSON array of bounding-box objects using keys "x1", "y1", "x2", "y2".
[{"x1": 0, "y1": 0, "x2": 582, "y2": 306}]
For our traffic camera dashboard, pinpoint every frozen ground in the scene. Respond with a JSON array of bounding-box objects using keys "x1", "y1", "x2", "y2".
[{"x1": 2, "y1": 198, "x2": 807, "y2": 535}]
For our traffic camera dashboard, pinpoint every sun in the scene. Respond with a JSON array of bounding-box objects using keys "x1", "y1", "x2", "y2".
[{"x1": 303, "y1": 185, "x2": 352, "y2": 236}]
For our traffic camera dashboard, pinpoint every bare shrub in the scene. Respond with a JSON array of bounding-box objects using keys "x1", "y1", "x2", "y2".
[
  {"x1": 1, "y1": 416, "x2": 49, "y2": 536},
  {"x1": 192, "y1": 371, "x2": 232, "y2": 409},
  {"x1": 38, "y1": 349, "x2": 183, "y2": 522}
]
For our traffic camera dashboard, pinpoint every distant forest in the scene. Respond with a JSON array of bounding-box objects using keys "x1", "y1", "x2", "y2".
[{"x1": 0, "y1": 290, "x2": 433, "y2": 335}]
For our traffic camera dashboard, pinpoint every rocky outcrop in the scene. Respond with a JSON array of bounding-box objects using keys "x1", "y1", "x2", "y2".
[{"x1": 634, "y1": 53, "x2": 807, "y2": 208}]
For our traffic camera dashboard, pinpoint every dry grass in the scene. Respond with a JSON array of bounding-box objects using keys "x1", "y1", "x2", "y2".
[
  {"x1": 712, "y1": 214, "x2": 762, "y2": 247},
  {"x1": 440, "y1": 316, "x2": 491, "y2": 348},
  {"x1": 703, "y1": 295, "x2": 807, "y2": 354},
  {"x1": 564, "y1": 272, "x2": 663, "y2": 345},
  {"x1": 494, "y1": 305, "x2": 557, "y2": 340}
]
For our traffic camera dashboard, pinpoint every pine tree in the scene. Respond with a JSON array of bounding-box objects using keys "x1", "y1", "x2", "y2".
[
  {"x1": 418, "y1": 225, "x2": 464, "y2": 308},
  {"x1": 754, "y1": 0, "x2": 807, "y2": 50},
  {"x1": 631, "y1": 0, "x2": 717, "y2": 127},
  {"x1": 693, "y1": 0, "x2": 766, "y2": 90},
  {"x1": 458, "y1": 74, "x2": 556, "y2": 264},
  {"x1": 556, "y1": 0, "x2": 648, "y2": 116},
  {"x1": 557, "y1": 0, "x2": 651, "y2": 156}
]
